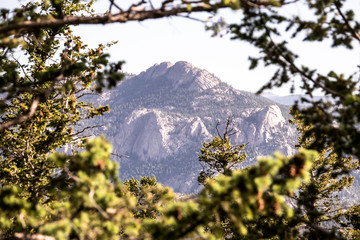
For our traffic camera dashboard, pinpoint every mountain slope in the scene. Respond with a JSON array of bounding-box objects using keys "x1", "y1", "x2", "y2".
[
  {"x1": 85, "y1": 61, "x2": 298, "y2": 193},
  {"x1": 262, "y1": 93, "x2": 333, "y2": 106}
]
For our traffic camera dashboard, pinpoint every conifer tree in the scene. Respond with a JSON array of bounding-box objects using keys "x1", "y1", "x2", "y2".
[
  {"x1": 0, "y1": 0, "x2": 359, "y2": 239},
  {"x1": 288, "y1": 112, "x2": 359, "y2": 239},
  {"x1": 198, "y1": 118, "x2": 247, "y2": 185},
  {"x1": 0, "y1": 1, "x2": 121, "y2": 204}
]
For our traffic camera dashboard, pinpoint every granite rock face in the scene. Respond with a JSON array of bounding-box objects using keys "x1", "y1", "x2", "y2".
[
  {"x1": 138, "y1": 61, "x2": 220, "y2": 91},
  {"x1": 113, "y1": 108, "x2": 212, "y2": 162},
  {"x1": 87, "y1": 61, "x2": 297, "y2": 193}
]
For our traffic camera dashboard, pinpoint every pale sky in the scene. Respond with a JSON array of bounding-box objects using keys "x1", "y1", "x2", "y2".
[{"x1": 2, "y1": 0, "x2": 360, "y2": 95}]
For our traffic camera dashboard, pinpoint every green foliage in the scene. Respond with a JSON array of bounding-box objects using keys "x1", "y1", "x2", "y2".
[
  {"x1": 0, "y1": 0, "x2": 359, "y2": 239},
  {"x1": 124, "y1": 176, "x2": 175, "y2": 219},
  {"x1": 144, "y1": 150, "x2": 316, "y2": 239},
  {"x1": 0, "y1": 18, "x2": 119, "y2": 204},
  {"x1": 0, "y1": 0, "x2": 123, "y2": 119},
  {"x1": 227, "y1": 0, "x2": 360, "y2": 162},
  {"x1": 196, "y1": 119, "x2": 248, "y2": 237},
  {"x1": 0, "y1": 135, "x2": 318, "y2": 239},
  {"x1": 239, "y1": 113, "x2": 360, "y2": 240},
  {"x1": 287, "y1": 112, "x2": 360, "y2": 239},
  {"x1": 344, "y1": 204, "x2": 360, "y2": 239},
  {"x1": 0, "y1": 137, "x2": 139, "y2": 239},
  {"x1": 198, "y1": 119, "x2": 247, "y2": 185}
]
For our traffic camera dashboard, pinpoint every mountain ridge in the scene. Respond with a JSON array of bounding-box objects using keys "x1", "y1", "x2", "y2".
[
  {"x1": 138, "y1": 61, "x2": 221, "y2": 91},
  {"x1": 85, "y1": 61, "x2": 298, "y2": 193}
]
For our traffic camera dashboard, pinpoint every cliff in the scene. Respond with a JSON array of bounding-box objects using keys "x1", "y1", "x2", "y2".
[{"x1": 85, "y1": 61, "x2": 297, "y2": 193}]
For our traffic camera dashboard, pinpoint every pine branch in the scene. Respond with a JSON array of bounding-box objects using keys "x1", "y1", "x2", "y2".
[
  {"x1": 334, "y1": 0, "x2": 360, "y2": 42},
  {"x1": 0, "y1": 2, "x2": 224, "y2": 36},
  {"x1": 0, "y1": 72, "x2": 64, "y2": 131}
]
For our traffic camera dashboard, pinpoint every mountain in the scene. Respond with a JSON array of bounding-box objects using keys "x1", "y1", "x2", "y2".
[
  {"x1": 84, "y1": 61, "x2": 298, "y2": 193},
  {"x1": 262, "y1": 92, "x2": 333, "y2": 106}
]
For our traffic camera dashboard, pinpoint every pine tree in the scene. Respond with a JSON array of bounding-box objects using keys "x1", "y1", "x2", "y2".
[
  {"x1": 287, "y1": 112, "x2": 359, "y2": 239},
  {"x1": 0, "y1": 11, "x2": 118, "y2": 204},
  {"x1": 0, "y1": 0, "x2": 359, "y2": 239},
  {"x1": 198, "y1": 118, "x2": 247, "y2": 185}
]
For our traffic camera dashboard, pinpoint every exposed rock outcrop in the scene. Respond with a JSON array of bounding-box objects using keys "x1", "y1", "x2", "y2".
[{"x1": 87, "y1": 61, "x2": 297, "y2": 193}]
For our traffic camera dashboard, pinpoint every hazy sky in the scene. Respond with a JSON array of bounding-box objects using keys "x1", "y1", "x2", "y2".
[{"x1": 2, "y1": 0, "x2": 360, "y2": 95}]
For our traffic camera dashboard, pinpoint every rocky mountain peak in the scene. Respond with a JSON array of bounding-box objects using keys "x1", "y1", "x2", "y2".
[
  {"x1": 138, "y1": 62, "x2": 174, "y2": 80},
  {"x1": 89, "y1": 62, "x2": 297, "y2": 193},
  {"x1": 137, "y1": 61, "x2": 220, "y2": 91},
  {"x1": 166, "y1": 61, "x2": 220, "y2": 91}
]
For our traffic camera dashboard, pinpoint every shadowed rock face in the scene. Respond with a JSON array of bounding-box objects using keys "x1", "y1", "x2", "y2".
[{"x1": 86, "y1": 61, "x2": 297, "y2": 193}]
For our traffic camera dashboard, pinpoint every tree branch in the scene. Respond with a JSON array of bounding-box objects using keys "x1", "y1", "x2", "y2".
[
  {"x1": 88, "y1": 187, "x2": 110, "y2": 219},
  {"x1": 11, "y1": 53, "x2": 32, "y2": 83},
  {"x1": 0, "y1": 73, "x2": 64, "y2": 131},
  {"x1": 0, "y1": 2, "x2": 224, "y2": 36},
  {"x1": 215, "y1": 121, "x2": 222, "y2": 140},
  {"x1": 0, "y1": 0, "x2": 290, "y2": 37},
  {"x1": 334, "y1": 0, "x2": 360, "y2": 42},
  {"x1": 13, "y1": 233, "x2": 55, "y2": 240},
  {"x1": 0, "y1": 96, "x2": 40, "y2": 131},
  {"x1": 109, "y1": 0, "x2": 124, "y2": 13},
  {"x1": 111, "y1": 152, "x2": 129, "y2": 159},
  {"x1": 70, "y1": 124, "x2": 104, "y2": 137},
  {"x1": 258, "y1": 9, "x2": 339, "y2": 96}
]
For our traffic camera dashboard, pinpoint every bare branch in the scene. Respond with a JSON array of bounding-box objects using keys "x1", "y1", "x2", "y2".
[
  {"x1": 89, "y1": 188, "x2": 109, "y2": 219},
  {"x1": 76, "y1": 91, "x2": 99, "y2": 99},
  {"x1": 111, "y1": 152, "x2": 129, "y2": 159},
  {"x1": 129, "y1": 0, "x2": 147, "y2": 12},
  {"x1": 109, "y1": 0, "x2": 124, "y2": 13},
  {"x1": 160, "y1": 0, "x2": 173, "y2": 10},
  {"x1": 224, "y1": 117, "x2": 238, "y2": 138},
  {"x1": 177, "y1": 14, "x2": 206, "y2": 23},
  {"x1": 63, "y1": 166, "x2": 81, "y2": 182},
  {"x1": 0, "y1": 2, "x2": 225, "y2": 36},
  {"x1": 11, "y1": 53, "x2": 32, "y2": 83},
  {"x1": 70, "y1": 124, "x2": 104, "y2": 137},
  {"x1": 148, "y1": 0, "x2": 155, "y2": 10},
  {"x1": 215, "y1": 117, "x2": 239, "y2": 140},
  {"x1": 215, "y1": 121, "x2": 222, "y2": 140}
]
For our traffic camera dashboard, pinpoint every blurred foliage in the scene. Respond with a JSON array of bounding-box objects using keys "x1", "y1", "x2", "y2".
[
  {"x1": 227, "y1": 0, "x2": 360, "y2": 162},
  {"x1": 0, "y1": 136, "x2": 318, "y2": 239},
  {"x1": 0, "y1": 0, "x2": 359, "y2": 239},
  {"x1": 289, "y1": 111, "x2": 360, "y2": 239}
]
